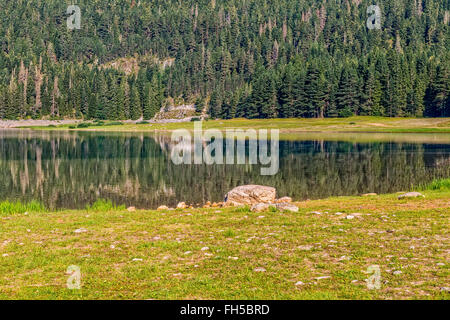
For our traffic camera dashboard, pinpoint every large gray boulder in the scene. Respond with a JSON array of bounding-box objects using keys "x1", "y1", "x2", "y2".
[{"x1": 225, "y1": 185, "x2": 276, "y2": 206}]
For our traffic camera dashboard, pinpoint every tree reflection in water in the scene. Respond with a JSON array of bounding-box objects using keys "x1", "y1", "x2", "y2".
[{"x1": 0, "y1": 130, "x2": 449, "y2": 209}]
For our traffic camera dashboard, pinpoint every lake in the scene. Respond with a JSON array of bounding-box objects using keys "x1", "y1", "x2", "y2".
[{"x1": 0, "y1": 129, "x2": 449, "y2": 209}]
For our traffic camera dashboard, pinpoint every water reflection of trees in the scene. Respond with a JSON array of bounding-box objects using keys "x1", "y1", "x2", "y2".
[{"x1": 0, "y1": 131, "x2": 449, "y2": 209}]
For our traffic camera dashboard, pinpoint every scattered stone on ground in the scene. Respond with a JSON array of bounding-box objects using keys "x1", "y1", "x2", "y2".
[
  {"x1": 127, "y1": 206, "x2": 136, "y2": 212},
  {"x1": 315, "y1": 276, "x2": 331, "y2": 280},
  {"x1": 275, "y1": 203, "x2": 299, "y2": 212},
  {"x1": 157, "y1": 205, "x2": 169, "y2": 211},
  {"x1": 276, "y1": 197, "x2": 292, "y2": 203},
  {"x1": 362, "y1": 193, "x2": 377, "y2": 197},
  {"x1": 254, "y1": 267, "x2": 266, "y2": 272},
  {"x1": 298, "y1": 245, "x2": 314, "y2": 251},
  {"x1": 295, "y1": 281, "x2": 305, "y2": 286},
  {"x1": 74, "y1": 228, "x2": 88, "y2": 233},
  {"x1": 250, "y1": 202, "x2": 299, "y2": 213}
]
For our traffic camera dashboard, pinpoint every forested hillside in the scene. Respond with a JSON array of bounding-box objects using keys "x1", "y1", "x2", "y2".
[{"x1": 0, "y1": 0, "x2": 448, "y2": 120}]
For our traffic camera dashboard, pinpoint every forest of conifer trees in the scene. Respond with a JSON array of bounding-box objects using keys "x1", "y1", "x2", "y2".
[{"x1": 0, "y1": 0, "x2": 448, "y2": 120}]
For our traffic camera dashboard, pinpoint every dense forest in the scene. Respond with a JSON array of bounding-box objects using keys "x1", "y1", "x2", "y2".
[{"x1": 0, "y1": 0, "x2": 448, "y2": 120}]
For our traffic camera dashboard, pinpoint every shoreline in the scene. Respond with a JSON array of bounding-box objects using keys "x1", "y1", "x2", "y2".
[{"x1": 0, "y1": 119, "x2": 83, "y2": 128}]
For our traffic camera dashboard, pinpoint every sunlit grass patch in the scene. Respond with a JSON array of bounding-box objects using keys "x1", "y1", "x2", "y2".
[
  {"x1": 0, "y1": 200, "x2": 46, "y2": 215},
  {"x1": 425, "y1": 178, "x2": 450, "y2": 191}
]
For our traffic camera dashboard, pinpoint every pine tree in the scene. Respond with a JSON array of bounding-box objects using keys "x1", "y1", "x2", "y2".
[
  {"x1": 336, "y1": 65, "x2": 359, "y2": 117},
  {"x1": 209, "y1": 88, "x2": 223, "y2": 119},
  {"x1": 278, "y1": 67, "x2": 295, "y2": 118},
  {"x1": 431, "y1": 65, "x2": 449, "y2": 117},
  {"x1": 96, "y1": 73, "x2": 108, "y2": 119},
  {"x1": 116, "y1": 78, "x2": 126, "y2": 120}
]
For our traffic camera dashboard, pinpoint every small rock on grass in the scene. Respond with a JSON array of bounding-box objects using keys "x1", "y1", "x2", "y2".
[
  {"x1": 157, "y1": 205, "x2": 169, "y2": 211},
  {"x1": 254, "y1": 267, "x2": 266, "y2": 272},
  {"x1": 74, "y1": 228, "x2": 87, "y2": 233},
  {"x1": 295, "y1": 281, "x2": 305, "y2": 286},
  {"x1": 276, "y1": 197, "x2": 292, "y2": 203},
  {"x1": 398, "y1": 192, "x2": 425, "y2": 199},
  {"x1": 251, "y1": 203, "x2": 270, "y2": 213},
  {"x1": 127, "y1": 206, "x2": 136, "y2": 212},
  {"x1": 251, "y1": 202, "x2": 299, "y2": 213},
  {"x1": 176, "y1": 202, "x2": 188, "y2": 209}
]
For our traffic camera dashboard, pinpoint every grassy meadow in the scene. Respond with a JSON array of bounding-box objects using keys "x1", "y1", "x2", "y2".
[{"x1": 0, "y1": 180, "x2": 449, "y2": 300}]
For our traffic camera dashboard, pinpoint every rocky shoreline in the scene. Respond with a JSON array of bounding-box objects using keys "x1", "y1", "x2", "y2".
[
  {"x1": 0, "y1": 118, "x2": 197, "y2": 128},
  {"x1": 143, "y1": 185, "x2": 300, "y2": 213}
]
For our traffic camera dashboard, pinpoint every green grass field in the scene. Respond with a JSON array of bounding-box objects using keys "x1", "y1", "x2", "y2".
[
  {"x1": 26, "y1": 116, "x2": 450, "y2": 133},
  {"x1": 0, "y1": 180, "x2": 449, "y2": 300}
]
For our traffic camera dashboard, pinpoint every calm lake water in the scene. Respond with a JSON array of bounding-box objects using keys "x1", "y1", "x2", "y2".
[{"x1": 0, "y1": 130, "x2": 449, "y2": 209}]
